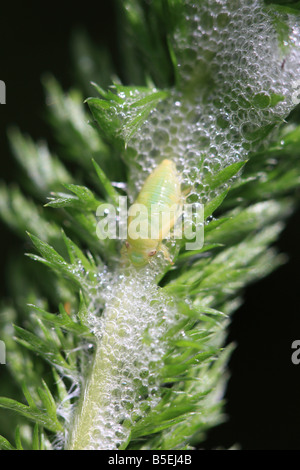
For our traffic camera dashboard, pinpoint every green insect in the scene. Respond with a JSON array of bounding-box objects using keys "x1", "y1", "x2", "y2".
[{"x1": 124, "y1": 159, "x2": 183, "y2": 267}]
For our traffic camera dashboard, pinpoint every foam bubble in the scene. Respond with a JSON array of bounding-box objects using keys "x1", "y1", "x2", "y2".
[
  {"x1": 70, "y1": 265, "x2": 178, "y2": 449},
  {"x1": 124, "y1": 0, "x2": 300, "y2": 203}
]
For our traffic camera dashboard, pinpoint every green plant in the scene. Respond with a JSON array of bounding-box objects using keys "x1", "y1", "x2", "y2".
[{"x1": 0, "y1": 0, "x2": 300, "y2": 450}]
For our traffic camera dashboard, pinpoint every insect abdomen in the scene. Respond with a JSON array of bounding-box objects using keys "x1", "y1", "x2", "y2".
[
  {"x1": 126, "y1": 159, "x2": 182, "y2": 266},
  {"x1": 136, "y1": 160, "x2": 180, "y2": 207}
]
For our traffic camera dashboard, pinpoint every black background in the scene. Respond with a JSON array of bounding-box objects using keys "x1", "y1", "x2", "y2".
[{"x1": 0, "y1": 2, "x2": 300, "y2": 450}]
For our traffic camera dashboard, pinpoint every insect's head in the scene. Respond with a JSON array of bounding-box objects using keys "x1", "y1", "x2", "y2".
[
  {"x1": 130, "y1": 251, "x2": 147, "y2": 267},
  {"x1": 125, "y1": 241, "x2": 157, "y2": 267}
]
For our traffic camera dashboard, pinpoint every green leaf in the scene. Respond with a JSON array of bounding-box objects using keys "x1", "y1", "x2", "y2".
[
  {"x1": 178, "y1": 243, "x2": 223, "y2": 260},
  {"x1": 14, "y1": 325, "x2": 74, "y2": 373},
  {"x1": 92, "y1": 159, "x2": 120, "y2": 205},
  {"x1": 15, "y1": 426, "x2": 23, "y2": 450},
  {"x1": 0, "y1": 435, "x2": 16, "y2": 450},
  {"x1": 61, "y1": 183, "x2": 102, "y2": 210},
  {"x1": 22, "y1": 383, "x2": 38, "y2": 410},
  {"x1": 0, "y1": 184, "x2": 60, "y2": 243},
  {"x1": 266, "y1": 3, "x2": 299, "y2": 53},
  {"x1": 32, "y1": 424, "x2": 40, "y2": 450},
  {"x1": 26, "y1": 232, "x2": 83, "y2": 286},
  {"x1": 45, "y1": 193, "x2": 93, "y2": 210},
  {"x1": 37, "y1": 380, "x2": 59, "y2": 424},
  {"x1": 204, "y1": 190, "x2": 229, "y2": 219},
  {"x1": 87, "y1": 86, "x2": 169, "y2": 146},
  {"x1": 0, "y1": 397, "x2": 63, "y2": 434},
  {"x1": 61, "y1": 230, "x2": 96, "y2": 273},
  {"x1": 8, "y1": 127, "x2": 72, "y2": 197},
  {"x1": 28, "y1": 304, "x2": 91, "y2": 337},
  {"x1": 42, "y1": 75, "x2": 110, "y2": 171},
  {"x1": 203, "y1": 161, "x2": 247, "y2": 191},
  {"x1": 269, "y1": 93, "x2": 285, "y2": 107},
  {"x1": 204, "y1": 217, "x2": 231, "y2": 233}
]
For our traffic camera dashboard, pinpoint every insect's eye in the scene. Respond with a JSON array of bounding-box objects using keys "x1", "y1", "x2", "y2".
[{"x1": 148, "y1": 250, "x2": 157, "y2": 257}]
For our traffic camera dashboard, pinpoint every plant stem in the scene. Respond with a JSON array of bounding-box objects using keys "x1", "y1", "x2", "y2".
[
  {"x1": 66, "y1": 279, "x2": 137, "y2": 449},
  {"x1": 67, "y1": 339, "x2": 117, "y2": 450},
  {"x1": 66, "y1": 266, "x2": 172, "y2": 450}
]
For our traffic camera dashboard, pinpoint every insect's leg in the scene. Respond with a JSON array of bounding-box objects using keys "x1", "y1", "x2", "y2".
[
  {"x1": 182, "y1": 186, "x2": 192, "y2": 198},
  {"x1": 159, "y1": 244, "x2": 174, "y2": 265},
  {"x1": 120, "y1": 241, "x2": 129, "y2": 267},
  {"x1": 181, "y1": 182, "x2": 198, "y2": 203}
]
